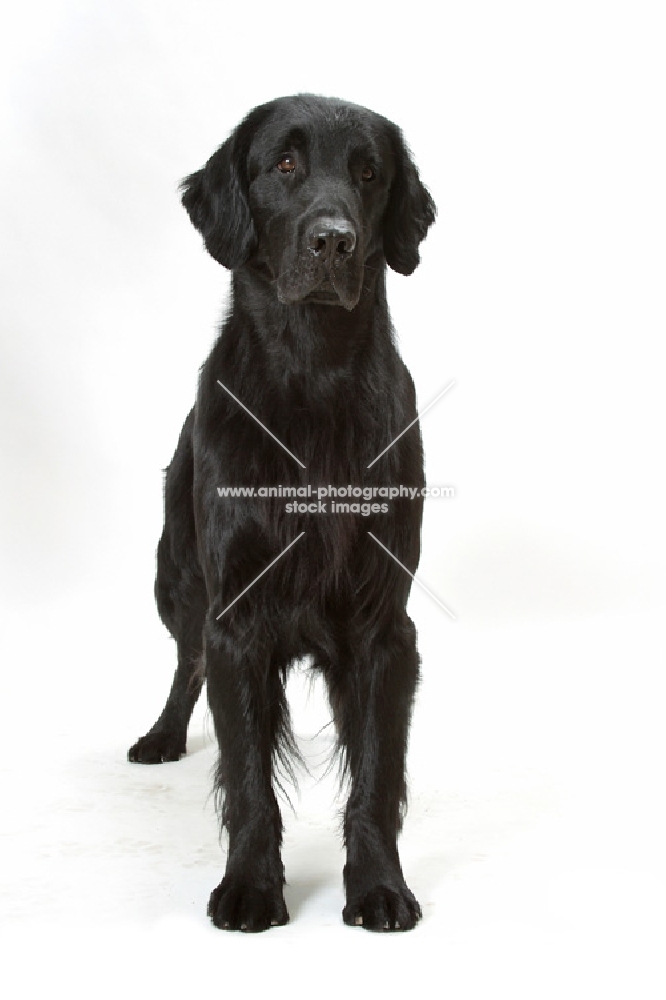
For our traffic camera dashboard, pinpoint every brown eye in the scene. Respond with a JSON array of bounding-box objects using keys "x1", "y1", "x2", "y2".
[
  {"x1": 277, "y1": 155, "x2": 296, "y2": 173},
  {"x1": 361, "y1": 165, "x2": 375, "y2": 181}
]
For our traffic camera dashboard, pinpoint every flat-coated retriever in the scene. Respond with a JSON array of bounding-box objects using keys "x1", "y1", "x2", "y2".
[{"x1": 129, "y1": 94, "x2": 436, "y2": 932}]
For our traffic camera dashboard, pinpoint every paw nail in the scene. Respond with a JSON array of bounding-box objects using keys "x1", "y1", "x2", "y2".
[
  {"x1": 240, "y1": 923, "x2": 248, "y2": 930},
  {"x1": 271, "y1": 919, "x2": 278, "y2": 926},
  {"x1": 355, "y1": 915, "x2": 363, "y2": 925}
]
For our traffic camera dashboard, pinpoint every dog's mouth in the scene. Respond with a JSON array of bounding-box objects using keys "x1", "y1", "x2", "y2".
[
  {"x1": 302, "y1": 277, "x2": 343, "y2": 305},
  {"x1": 276, "y1": 257, "x2": 363, "y2": 310}
]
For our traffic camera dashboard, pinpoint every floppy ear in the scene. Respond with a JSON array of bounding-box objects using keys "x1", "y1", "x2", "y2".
[
  {"x1": 180, "y1": 130, "x2": 256, "y2": 270},
  {"x1": 383, "y1": 127, "x2": 436, "y2": 276}
]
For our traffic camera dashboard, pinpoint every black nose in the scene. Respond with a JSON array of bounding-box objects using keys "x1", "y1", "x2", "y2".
[{"x1": 307, "y1": 217, "x2": 356, "y2": 263}]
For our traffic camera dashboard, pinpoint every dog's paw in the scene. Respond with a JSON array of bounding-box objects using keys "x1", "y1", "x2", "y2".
[
  {"x1": 208, "y1": 877, "x2": 289, "y2": 932},
  {"x1": 343, "y1": 885, "x2": 422, "y2": 932},
  {"x1": 127, "y1": 730, "x2": 185, "y2": 764}
]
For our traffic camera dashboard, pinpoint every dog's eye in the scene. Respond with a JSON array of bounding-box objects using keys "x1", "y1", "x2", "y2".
[
  {"x1": 277, "y1": 156, "x2": 296, "y2": 173},
  {"x1": 361, "y1": 166, "x2": 375, "y2": 182}
]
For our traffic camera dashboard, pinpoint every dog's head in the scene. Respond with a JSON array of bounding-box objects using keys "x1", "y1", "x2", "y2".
[{"x1": 181, "y1": 95, "x2": 436, "y2": 311}]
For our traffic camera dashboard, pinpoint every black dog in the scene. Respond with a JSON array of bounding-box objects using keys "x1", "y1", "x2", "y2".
[{"x1": 129, "y1": 95, "x2": 435, "y2": 932}]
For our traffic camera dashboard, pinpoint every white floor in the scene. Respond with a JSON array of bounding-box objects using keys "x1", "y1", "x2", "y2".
[{"x1": 2, "y1": 589, "x2": 664, "y2": 999}]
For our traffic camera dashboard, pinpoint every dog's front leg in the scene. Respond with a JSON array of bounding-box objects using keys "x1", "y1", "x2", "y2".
[
  {"x1": 204, "y1": 616, "x2": 289, "y2": 932},
  {"x1": 333, "y1": 616, "x2": 422, "y2": 931}
]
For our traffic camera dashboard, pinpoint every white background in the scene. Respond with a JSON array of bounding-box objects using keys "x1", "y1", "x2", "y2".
[{"x1": 1, "y1": 1, "x2": 665, "y2": 996}]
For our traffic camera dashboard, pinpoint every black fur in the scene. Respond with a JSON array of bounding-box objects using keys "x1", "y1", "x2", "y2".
[{"x1": 128, "y1": 95, "x2": 436, "y2": 932}]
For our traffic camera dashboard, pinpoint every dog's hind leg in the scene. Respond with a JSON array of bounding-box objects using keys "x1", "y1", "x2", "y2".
[
  {"x1": 129, "y1": 409, "x2": 208, "y2": 764},
  {"x1": 127, "y1": 565, "x2": 207, "y2": 764}
]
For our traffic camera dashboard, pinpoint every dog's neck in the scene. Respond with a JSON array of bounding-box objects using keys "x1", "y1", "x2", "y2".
[{"x1": 230, "y1": 255, "x2": 393, "y2": 379}]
